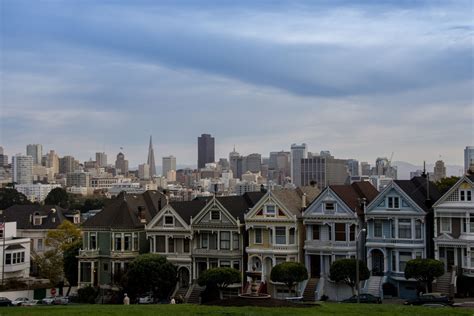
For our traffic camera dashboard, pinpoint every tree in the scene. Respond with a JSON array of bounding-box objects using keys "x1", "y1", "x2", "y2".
[
  {"x1": 330, "y1": 259, "x2": 370, "y2": 295},
  {"x1": 44, "y1": 187, "x2": 70, "y2": 208},
  {"x1": 405, "y1": 259, "x2": 444, "y2": 293},
  {"x1": 63, "y1": 240, "x2": 81, "y2": 295},
  {"x1": 198, "y1": 267, "x2": 241, "y2": 299},
  {"x1": 46, "y1": 220, "x2": 81, "y2": 251},
  {"x1": 0, "y1": 188, "x2": 31, "y2": 209},
  {"x1": 435, "y1": 176, "x2": 460, "y2": 195},
  {"x1": 270, "y1": 262, "x2": 308, "y2": 296},
  {"x1": 33, "y1": 249, "x2": 63, "y2": 285},
  {"x1": 123, "y1": 254, "x2": 177, "y2": 300}
]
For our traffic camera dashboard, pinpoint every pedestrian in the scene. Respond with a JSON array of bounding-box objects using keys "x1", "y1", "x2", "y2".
[
  {"x1": 123, "y1": 293, "x2": 130, "y2": 305},
  {"x1": 170, "y1": 297, "x2": 176, "y2": 304}
]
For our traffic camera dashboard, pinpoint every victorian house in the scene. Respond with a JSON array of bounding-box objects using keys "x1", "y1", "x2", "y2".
[
  {"x1": 433, "y1": 174, "x2": 474, "y2": 296},
  {"x1": 78, "y1": 190, "x2": 165, "y2": 288},
  {"x1": 365, "y1": 176, "x2": 440, "y2": 298},
  {"x1": 302, "y1": 182, "x2": 378, "y2": 300},
  {"x1": 244, "y1": 187, "x2": 319, "y2": 298}
]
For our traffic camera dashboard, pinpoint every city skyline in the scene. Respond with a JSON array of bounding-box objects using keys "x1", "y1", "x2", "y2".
[{"x1": 1, "y1": 1, "x2": 472, "y2": 167}]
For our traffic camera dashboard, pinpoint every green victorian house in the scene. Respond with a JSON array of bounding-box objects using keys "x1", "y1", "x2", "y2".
[{"x1": 78, "y1": 190, "x2": 166, "y2": 288}]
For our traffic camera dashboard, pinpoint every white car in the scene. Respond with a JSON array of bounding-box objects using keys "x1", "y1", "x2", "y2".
[
  {"x1": 42, "y1": 296, "x2": 55, "y2": 305},
  {"x1": 12, "y1": 297, "x2": 37, "y2": 306},
  {"x1": 138, "y1": 296, "x2": 154, "y2": 304}
]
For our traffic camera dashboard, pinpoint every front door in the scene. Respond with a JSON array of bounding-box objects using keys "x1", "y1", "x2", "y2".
[
  {"x1": 310, "y1": 255, "x2": 321, "y2": 278},
  {"x1": 371, "y1": 250, "x2": 384, "y2": 276},
  {"x1": 197, "y1": 261, "x2": 207, "y2": 278},
  {"x1": 447, "y1": 249, "x2": 455, "y2": 271}
]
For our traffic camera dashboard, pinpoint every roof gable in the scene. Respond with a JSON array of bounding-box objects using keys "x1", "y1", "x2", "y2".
[
  {"x1": 433, "y1": 175, "x2": 474, "y2": 207},
  {"x1": 146, "y1": 204, "x2": 189, "y2": 230},
  {"x1": 192, "y1": 197, "x2": 239, "y2": 227},
  {"x1": 303, "y1": 187, "x2": 356, "y2": 218},
  {"x1": 245, "y1": 191, "x2": 297, "y2": 221},
  {"x1": 366, "y1": 182, "x2": 426, "y2": 215}
]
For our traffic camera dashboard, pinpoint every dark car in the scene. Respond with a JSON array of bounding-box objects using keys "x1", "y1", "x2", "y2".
[
  {"x1": 0, "y1": 297, "x2": 12, "y2": 307},
  {"x1": 342, "y1": 293, "x2": 382, "y2": 304},
  {"x1": 404, "y1": 293, "x2": 453, "y2": 306}
]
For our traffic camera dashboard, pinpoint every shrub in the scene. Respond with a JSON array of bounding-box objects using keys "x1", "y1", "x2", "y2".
[{"x1": 270, "y1": 262, "x2": 308, "y2": 295}]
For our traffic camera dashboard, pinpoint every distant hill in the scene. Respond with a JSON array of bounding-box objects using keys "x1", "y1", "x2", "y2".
[{"x1": 392, "y1": 161, "x2": 464, "y2": 180}]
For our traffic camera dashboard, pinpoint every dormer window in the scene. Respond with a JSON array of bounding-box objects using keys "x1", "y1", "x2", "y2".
[
  {"x1": 460, "y1": 190, "x2": 472, "y2": 201},
  {"x1": 325, "y1": 202, "x2": 335, "y2": 212},
  {"x1": 211, "y1": 210, "x2": 220, "y2": 220},
  {"x1": 33, "y1": 212, "x2": 42, "y2": 226},
  {"x1": 388, "y1": 197, "x2": 400, "y2": 209},
  {"x1": 265, "y1": 205, "x2": 276, "y2": 217},
  {"x1": 164, "y1": 215, "x2": 174, "y2": 226},
  {"x1": 73, "y1": 215, "x2": 80, "y2": 224}
]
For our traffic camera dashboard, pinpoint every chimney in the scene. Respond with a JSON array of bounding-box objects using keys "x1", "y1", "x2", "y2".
[
  {"x1": 310, "y1": 180, "x2": 317, "y2": 188},
  {"x1": 301, "y1": 193, "x2": 307, "y2": 209}
]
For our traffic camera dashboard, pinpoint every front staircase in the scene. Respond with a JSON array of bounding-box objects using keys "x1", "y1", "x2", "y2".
[
  {"x1": 174, "y1": 286, "x2": 189, "y2": 300},
  {"x1": 433, "y1": 272, "x2": 453, "y2": 296},
  {"x1": 365, "y1": 276, "x2": 383, "y2": 297},
  {"x1": 186, "y1": 284, "x2": 204, "y2": 304},
  {"x1": 302, "y1": 278, "x2": 319, "y2": 301}
]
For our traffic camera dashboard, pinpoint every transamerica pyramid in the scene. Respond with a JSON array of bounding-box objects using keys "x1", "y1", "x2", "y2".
[{"x1": 147, "y1": 135, "x2": 157, "y2": 177}]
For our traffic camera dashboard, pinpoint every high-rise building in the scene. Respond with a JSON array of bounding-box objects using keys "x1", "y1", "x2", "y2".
[
  {"x1": 346, "y1": 159, "x2": 360, "y2": 176},
  {"x1": 373, "y1": 157, "x2": 397, "y2": 179},
  {"x1": 361, "y1": 162, "x2": 371, "y2": 176},
  {"x1": 229, "y1": 147, "x2": 241, "y2": 179},
  {"x1": 26, "y1": 144, "x2": 42, "y2": 165},
  {"x1": 44, "y1": 150, "x2": 59, "y2": 175},
  {"x1": 115, "y1": 152, "x2": 129, "y2": 175},
  {"x1": 0, "y1": 146, "x2": 8, "y2": 167},
  {"x1": 138, "y1": 163, "x2": 150, "y2": 180},
  {"x1": 13, "y1": 154, "x2": 33, "y2": 184},
  {"x1": 291, "y1": 143, "x2": 307, "y2": 187},
  {"x1": 66, "y1": 171, "x2": 90, "y2": 187},
  {"x1": 96, "y1": 152, "x2": 107, "y2": 168},
  {"x1": 198, "y1": 133, "x2": 215, "y2": 169},
  {"x1": 59, "y1": 155, "x2": 79, "y2": 174},
  {"x1": 433, "y1": 160, "x2": 446, "y2": 182},
  {"x1": 162, "y1": 155, "x2": 176, "y2": 177},
  {"x1": 244, "y1": 153, "x2": 262, "y2": 173},
  {"x1": 465, "y1": 146, "x2": 474, "y2": 173},
  {"x1": 301, "y1": 156, "x2": 350, "y2": 189},
  {"x1": 147, "y1": 136, "x2": 157, "y2": 177}
]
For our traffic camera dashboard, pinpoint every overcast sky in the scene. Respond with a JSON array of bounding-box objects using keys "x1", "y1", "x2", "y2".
[{"x1": 1, "y1": 0, "x2": 473, "y2": 167}]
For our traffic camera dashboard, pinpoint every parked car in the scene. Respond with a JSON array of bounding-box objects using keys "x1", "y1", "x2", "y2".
[
  {"x1": 0, "y1": 297, "x2": 12, "y2": 307},
  {"x1": 404, "y1": 293, "x2": 453, "y2": 306},
  {"x1": 53, "y1": 296, "x2": 69, "y2": 305},
  {"x1": 138, "y1": 295, "x2": 154, "y2": 304},
  {"x1": 42, "y1": 296, "x2": 55, "y2": 305},
  {"x1": 342, "y1": 294, "x2": 382, "y2": 304},
  {"x1": 11, "y1": 297, "x2": 31, "y2": 306}
]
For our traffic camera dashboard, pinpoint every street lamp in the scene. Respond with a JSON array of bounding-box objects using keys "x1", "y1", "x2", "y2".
[{"x1": 356, "y1": 228, "x2": 366, "y2": 304}]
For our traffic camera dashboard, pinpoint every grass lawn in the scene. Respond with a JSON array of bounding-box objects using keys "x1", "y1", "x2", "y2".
[{"x1": 1, "y1": 303, "x2": 472, "y2": 316}]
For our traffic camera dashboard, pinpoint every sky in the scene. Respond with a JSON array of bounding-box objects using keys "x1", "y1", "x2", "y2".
[{"x1": 1, "y1": 0, "x2": 473, "y2": 167}]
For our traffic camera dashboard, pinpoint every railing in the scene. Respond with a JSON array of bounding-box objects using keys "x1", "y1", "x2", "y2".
[
  {"x1": 305, "y1": 240, "x2": 356, "y2": 249},
  {"x1": 192, "y1": 248, "x2": 241, "y2": 256},
  {"x1": 79, "y1": 249, "x2": 100, "y2": 257},
  {"x1": 366, "y1": 238, "x2": 424, "y2": 245},
  {"x1": 110, "y1": 250, "x2": 139, "y2": 258}
]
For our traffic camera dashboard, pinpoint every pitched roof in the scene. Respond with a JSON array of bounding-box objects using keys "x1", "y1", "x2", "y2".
[
  {"x1": 194, "y1": 192, "x2": 265, "y2": 221},
  {"x1": 170, "y1": 200, "x2": 207, "y2": 225},
  {"x1": 297, "y1": 186, "x2": 321, "y2": 204},
  {"x1": 271, "y1": 189, "x2": 304, "y2": 216},
  {"x1": 330, "y1": 182, "x2": 379, "y2": 216},
  {"x1": 83, "y1": 190, "x2": 166, "y2": 229},
  {"x1": 394, "y1": 176, "x2": 441, "y2": 212},
  {"x1": 4, "y1": 205, "x2": 70, "y2": 230}
]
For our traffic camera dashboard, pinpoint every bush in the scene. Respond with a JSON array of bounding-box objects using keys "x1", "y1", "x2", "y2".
[
  {"x1": 320, "y1": 294, "x2": 329, "y2": 301},
  {"x1": 329, "y1": 259, "x2": 369, "y2": 295},
  {"x1": 270, "y1": 262, "x2": 308, "y2": 295},
  {"x1": 382, "y1": 282, "x2": 398, "y2": 297},
  {"x1": 78, "y1": 286, "x2": 98, "y2": 304},
  {"x1": 198, "y1": 267, "x2": 241, "y2": 301},
  {"x1": 404, "y1": 259, "x2": 444, "y2": 293}
]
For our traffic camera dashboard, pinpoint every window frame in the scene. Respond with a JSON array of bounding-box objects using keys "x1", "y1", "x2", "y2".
[
  {"x1": 265, "y1": 205, "x2": 276, "y2": 217},
  {"x1": 164, "y1": 215, "x2": 174, "y2": 226},
  {"x1": 335, "y1": 223, "x2": 346, "y2": 241},
  {"x1": 275, "y1": 227, "x2": 286, "y2": 245},
  {"x1": 220, "y1": 231, "x2": 231, "y2": 250},
  {"x1": 440, "y1": 217, "x2": 452, "y2": 233},
  {"x1": 388, "y1": 196, "x2": 400, "y2": 209},
  {"x1": 254, "y1": 228, "x2": 263, "y2": 244},
  {"x1": 325, "y1": 202, "x2": 335, "y2": 212},
  {"x1": 210, "y1": 210, "x2": 221, "y2": 221},
  {"x1": 374, "y1": 219, "x2": 383, "y2": 238},
  {"x1": 398, "y1": 219, "x2": 412, "y2": 239}
]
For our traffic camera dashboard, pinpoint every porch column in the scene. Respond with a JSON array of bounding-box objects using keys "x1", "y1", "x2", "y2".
[
  {"x1": 320, "y1": 253, "x2": 323, "y2": 277},
  {"x1": 454, "y1": 248, "x2": 458, "y2": 267},
  {"x1": 91, "y1": 261, "x2": 95, "y2": 286},
  {"x1": 78, "y1": 261, "x2": 81, "y2": 286},
  {"x1": 384, "y1": 251, "x2": 388, "y2": 273}
]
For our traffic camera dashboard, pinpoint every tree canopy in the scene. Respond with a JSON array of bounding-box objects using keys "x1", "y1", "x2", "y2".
[
  {"x1": 0, "y1": 188, "x2": 31, "y2": 209},
  {"x1": 44, "y1": 187, "x2": 70, "y2": 208},
  {"x1": 270, "y1": 262, "x2": 308, "y2": 294},
  {"x1": 435, "y1": 176, "x2": 460, "y2": 195},
  {"x1": 330, "y1": 259, "x2": 369, "y2": 294},
  {"x1": 405, "y1": 259, "x2": 444, "y2": 293},
  {"x1": 198, "y1": 267, "x2": 241, "y2": 289},
  {"x1": 123, "y1": 254, "x2": 177, "y2": 300}
]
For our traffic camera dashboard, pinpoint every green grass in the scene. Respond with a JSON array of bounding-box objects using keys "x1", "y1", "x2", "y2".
[{"x1": 1, "y1": 303, "x2": 472, "y2": 316}]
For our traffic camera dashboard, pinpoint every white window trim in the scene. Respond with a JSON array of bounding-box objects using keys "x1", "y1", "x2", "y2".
[
  {"x1": 210, "y1": 210, "x2": 221, "y2": 221},
  {"x1": 254, "y1": 228, "x2": 263, "y2": 244},
  {"x1": 440, "y1": 217, "x2": 452, "y2": 233},
  {"x1": 387, "y1": 196, "x2": 400, "y2": 209},
  {"x1": 324, "y1": 202, "x2": 336, "y2": 212},
  {"x1": 264, "y1": 204, "x2": 276, "y2": 217},
  {"x1": 164, "y1": 215, "x2": 174, "y2": 226}
]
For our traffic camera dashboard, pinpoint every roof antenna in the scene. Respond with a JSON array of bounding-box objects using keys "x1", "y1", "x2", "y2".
[{"x1": 422, "y1": 161, "x2": 427, "y2": 178}]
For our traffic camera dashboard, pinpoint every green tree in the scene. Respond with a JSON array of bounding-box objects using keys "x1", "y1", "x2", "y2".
[
  {"x1": 0, "y1": 188, "x2": 31, "y2": 209},
  {"x1": 44, "y1": 187, "x2": 70, "y2": 208},
  {"x1": 330, "y1": 259, "x2": 370, "y2": 295},
  {"x1": 435, "y1": 176, "x2": 460, "y2": 195},
  {"x1": 270, "y1": 262, "x2": 308, "y2": 296},
  {"x1": 124, "y1": 254, "x2": 177, "y2": 300},
  {"x1": 33, "y1": 249, "x2": 63, "y2": 286},
  {"x1": 198, "y1": 267, "x2": 241, "y2": 299},
  {"x1": 63, "y1": 240, "x2": 81, "y2": 295},
  {"x1": 46, "y1": 220, "x2": 82, "y2": 251},
  {"x1": 405, "y1": 259, "x2": 444, "y2": 293}
]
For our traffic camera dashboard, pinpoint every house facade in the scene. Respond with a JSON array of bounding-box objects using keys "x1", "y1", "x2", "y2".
[
  {"x1": 0, "y1": 222, "x2": 31, "y2": 282},
  {"x1": 365, "y1": 176, "x2": 440, "y2": 298},
  {"x1": 433, "y1": 175, "x2": 474, "y2": 277}
]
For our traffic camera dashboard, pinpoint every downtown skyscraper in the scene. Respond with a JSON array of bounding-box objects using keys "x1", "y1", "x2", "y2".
[
  {"x1": 198, "y1": 133, "x2": 215, "y2": 169},
  {"x1": 147, "y1": 135, "x2": 157, "y2": 178}
]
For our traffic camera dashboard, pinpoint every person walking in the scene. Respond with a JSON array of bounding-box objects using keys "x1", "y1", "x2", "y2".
[{"x1": 123, "y1": 293, "x2": 130, "y2": 305}]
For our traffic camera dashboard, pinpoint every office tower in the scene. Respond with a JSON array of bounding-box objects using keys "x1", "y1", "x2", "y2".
[
  {"x1": 218, "y1": 158, "x2": 230, "y2": 170},
  {"x1": 374, "y1": 157, "x2": 397, "y2": 179},
  {"x1": 361, "y1": 162, "x2": 371, "y2": 176},
  {"x1": 147, "y1": 136, "x2": 157, "y2": 177},
  {"x1": 96, "y1": 152, "x2": 108, "y2": 168},
  {"x1": 229, "y1": 147, "x2": 241, "y2": 178},
  {"x1": 59, "y1": 155, "x2": 79, "y2": 174},
  {"x1": 44, "y1": 150, "x2": 60, "y2": 175},
  {"x1": 115, "y1": 152, "x2": 129, "y2": 175},
  {"x1": 433, "y1": 160, "x2": 446, "y2": 182},
  {"x1": 198, "y1": 133, "x2": 215, "y2": 169},
  {"x1": 244, "y1": 153, "x2": 262, "y2": 173},
  {"x1": 13, "y1": 154, "x2": 33, "y2": 184},
  {"x1": 162, "y1": 155, "x2": 176, "y2": 177},
  {"x1": 347, "y1": 159, "x2": 360, "y2": 176},
  {"x1": 138, "y1": 163, "x2": 150, "y2": 180},
  {"x1": 26, "y1": 144, "x2": 42, "y2": 165},
  {"x1": 291, "y1": 143, "x2": 307, "y2": 187},
  {"x1": 0, "y1": 146, "x2": 8, "y2": 167},
  {"x1": 465, "y1": 146, "x2": 474, "y2": 173},
  {"x1": 301, "y1": 156, "x2": 350, "y2": 189},
  {"x1": 66, "y1": 171, "x2": 90, "y2": 187}
]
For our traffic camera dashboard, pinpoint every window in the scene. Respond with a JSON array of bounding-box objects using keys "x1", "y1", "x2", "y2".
[
  {"x1": 399, "y1": 252, "x2": 412, "y2": 272},
  {"x1": 211, "y1": 210, "x2": 220, "y2": 220},
  {"x1": 220, "y1": 232, "x2": 230, "y2": 250},
  {"x1": 201, "y1": 233, "x2": 208, "y2": 249},
  {"x1": 312, "y1": 225, "x2": 320, "y2": 240},
  {"x1": 415, "y1": 220, "x2": 422, "y2": 239},
  {"x1": 328, "y1": 224, "x2": 332, "y2": 241},
  {"x1": 133, "y1": 233, "x2": 138, "y2": 250},
  {"x1": 209, "y1": 233, "x2": 218, "y2": 250},
  {"x1": 74, "y1": 215, "x2": 80, "y2": 224},
  {"x1": 114, "y1": 233, "x2": 122, "y2": 251},
  {"x1": 89, "y1": 233, "x2": 97, "y2": 250},
  {"x1": 164, "y1": 216, "x2": 174, "y2": 226},
  {"x1": 460, "y1": 190, "x2": 472, "y2": 201},
  {"x1": 124, "y1": 234, "x2": 131, "y2": 251},
  {"x1": 37, "y1": 238, "x2": 44, "y2": 251},
  {"x1": 415, "y1": 252, "x2": 422, "y2": 259},
  {"x1": 388, "y1": 197, "x2": 400, "y2": 209},
  {"x1": 183, "y1": 239, "x2": 190, "y2": 253},
  {"x1": 220, "y1": 260, "x2": 231, "y2": 267},
  {"x1": 157, "y1": 236, "x2": 166, "y2": 252},
  {"x1": 349, "y1": 225, "x2": 355, "y2": 241},
  {"x1": 325, "y1": 202, "x2": 335, "y2": 212},
  {"x1": 255, "y1": 228, "x2": 262, "y2": 244},
  {"x1": 233, "y1": 233, "x2": 239, "y2": 250},
  {"x1": 440, "y1": 217, "x2": 451, "y2": 233},
  {"x1": 269, "y1": 229, "x2": 273, "y2": 244},
  {"x1": 275, "y1": 227, "x2": 286, "y2": 244},
  {"x1": 233, "y1": 261, "x2": 240, "y2": 271},
  {"x1": 104, "y1": 263, "x2": 108, "y2": 272},
  {"x1": 21, "y1": 252, "x2": 25, "y2": 263},
  {"x1": 33, "y1": 214, "x2": 42, "y2": 226},
  {"x1": 0, "y1": 229, "x2": 3, "y2": 238},
  {"x1": 335, "y1": 223, "x2": 346, "y2": 241},
  {"x1": 168, "y1": 238, "x2": 174, "y2": 253},
  {"x1": 265, "y1": 205, "x2": 276, "y2": 216},
  {"x1": 276, "y1": 257, "x2": 286, "y2": 265},
  {"x1": 289, "y1": 228, "x2": 295, "y2": 244},
  {"x1": 374, "y1": 220, "x2": 383, "y2": 238},
  {"x1": 5, "y1": 253, "x2": 11, "y2": 265},
  {"x1": 398, "y1": 219, "x2": 412, "y2": 239},
  {"x1": 471, "y1": 248, "x2": 474, "y2": 266},
  {"x1": 469, "y1": 218, "x2": 474, "y2": 234}
]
